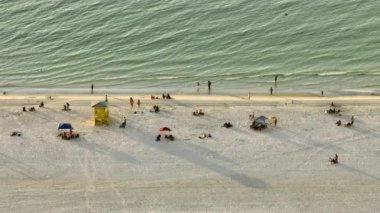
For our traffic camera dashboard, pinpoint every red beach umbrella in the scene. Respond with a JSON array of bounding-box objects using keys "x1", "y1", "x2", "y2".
[{"x1": 159, "y1": 127, "x2": 171, "y2": 131}]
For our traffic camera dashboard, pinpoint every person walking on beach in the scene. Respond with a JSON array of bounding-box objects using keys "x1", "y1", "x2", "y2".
[
  {"x1": 105, "y1": 94, "x2": 108, "y2": 102},
  {"x1": 130, "y1": 97, "x2": 134, "y2": 108},
  {"x1": 91, "y1": 83, "x2": 94, "y2": 94},
  {"x1": 321, "y1": 91, "x2": 324, "y2": 96},
  {"x1": 270, "y1": 87, "x2": 273, "y2": 95},
  {"x1": 137, "y1": 99, "x2": 141, "y2": 108}
]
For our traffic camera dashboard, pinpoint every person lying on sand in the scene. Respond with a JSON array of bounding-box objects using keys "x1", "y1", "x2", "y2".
[
  {"x1": 151, "y1": 95, "x2": 159, "y2": 100},
  {"x1": 10, "y1": 131, "x2": 22, "y2": 136},
  {"x1": 336, "y1": 120, "x2": 342, "y2": 126},
  {"x1": 344, "y1": 121, "x2": 354, "y2": 127},
  {"x1": 199, "y1": 133, "x2": 212, "y2": 139}
]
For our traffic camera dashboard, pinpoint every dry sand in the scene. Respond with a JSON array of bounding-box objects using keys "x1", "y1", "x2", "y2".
[{"x1": 1, "y1": 93, "x2": 379, "y2": 212}]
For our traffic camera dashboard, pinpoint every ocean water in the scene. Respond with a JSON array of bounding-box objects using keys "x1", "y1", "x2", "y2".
[{"x1": 0, "y1": 0, "x2": 379, "y2": 95}]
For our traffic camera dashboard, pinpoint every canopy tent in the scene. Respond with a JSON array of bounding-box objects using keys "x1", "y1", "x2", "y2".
[
  {"x1": 250, "y1": 116, "x2": 268, "y2": 131},
  {"x1": 58, "y1": 123, "x2": 73, "y2": 130}
]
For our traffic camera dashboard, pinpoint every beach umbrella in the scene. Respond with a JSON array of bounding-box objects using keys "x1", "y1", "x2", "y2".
[
  {"x1": 255, "y1": 116, "x2": 268, "y2": 121},
  {"x1": 159, "y1": 127, "x2": 171, "y2": 131},
  {"x1": 269, "y1": 116, "x2": 277, "y2": 120},
  {"x1": 58, "y1": 123, "x2": 73, "y2": 130}
]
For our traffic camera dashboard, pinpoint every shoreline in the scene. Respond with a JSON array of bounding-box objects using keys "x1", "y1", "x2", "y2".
[
  {"x1": 1, "y1": 92, "x2": 380, "y2": 104},
  {"x1": 1, "y1": 86, "x2": 379, "y2": 97}
]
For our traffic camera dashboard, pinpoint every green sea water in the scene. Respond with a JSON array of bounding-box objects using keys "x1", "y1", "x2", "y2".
[{"x1": 0, "y1": 0, "x2": 379, "y2": 94}]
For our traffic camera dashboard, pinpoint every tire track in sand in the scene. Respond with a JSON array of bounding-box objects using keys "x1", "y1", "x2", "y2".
[
  {"x1": 95, "y1": 152, "x2": 127, "y2": 209},
  {"x1": 79, "y1": 150, "x2": 97, "y2": 212}
]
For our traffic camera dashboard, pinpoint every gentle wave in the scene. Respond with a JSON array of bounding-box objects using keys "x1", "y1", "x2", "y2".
[{"x1": 0, "y1": 0, "x2": 379, "y2": 94}]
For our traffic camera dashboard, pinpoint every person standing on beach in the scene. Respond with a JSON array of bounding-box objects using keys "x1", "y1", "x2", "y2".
[
  {"x1": 274, "y1": 75, "x2": 278, "y2": 88},
  {"x1": 137, "y1": 99, "x2": 141, "y2": 108},
  {"x1": 321, "y1": 91, "x2": 324, "y2": 96},
  {"x1": 207, "y1": 80, "x2": 211, "y2": 95},
  {"x1": 270, "y1": 87, "x2": 273, "y2": 95},
  {"x1": 91, "y1": 84, "x2": 94, "y2": 94},
  {"x1": 105, "y1": 94, "x2": 108, "y2": 102},
  {"x1": 130, "y1": 97, "x2": 134, "y2": 108}
]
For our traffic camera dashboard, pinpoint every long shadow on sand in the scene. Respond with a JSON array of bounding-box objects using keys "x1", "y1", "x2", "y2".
[
  {"x1": 69, "y1": 138, "x2": 140, "y2": 165},
  {"x1": 338, "y1": 163, "x2": 380, "y2": 181},
  {"x1": 127, "y1": 126, "x2": 268, "y2": 189},
  {"x1": 0, "y1": 153, "x2": 39, "y2": 180}
]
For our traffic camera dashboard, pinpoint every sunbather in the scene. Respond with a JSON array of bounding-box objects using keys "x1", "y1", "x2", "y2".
[
  {"x1": 10, "y1": 131, "x2": 21, "y2": 136},
  {"x1": 222, "y1": 122, "x2": 233, "y2": 128},
  {"x1": 199, "y1": 133, "x2": 212, "y2": 139},
  {"x1": 344, "y1": 121, "x2": 353, "y2": 127}
]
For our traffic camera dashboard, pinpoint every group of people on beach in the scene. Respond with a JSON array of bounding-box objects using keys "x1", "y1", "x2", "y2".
[
  {"x1": 336, "y1": 115, "x2": 354, "y2": 127},
  {"x1": 22, "y1": 101, "x2": 45, "y2": 112},
  {"x1": 63, "y1": 102, "x2": 71, "y2": 111},
  {"x1": 129, "y1": 97, "x2": 141, "y2": 108},
  {"x1": 64, "y1": 83, "x2": 353, "y2": 166},
  {"x1": 326, "y1": 102, "x2": 354, "y2": 127},
  {"x1": 192, "y1": 109, "x2": 205, "y2": 116},
  {"x1": 57, "y1": 128, "x2": 79, "y2": 140}
]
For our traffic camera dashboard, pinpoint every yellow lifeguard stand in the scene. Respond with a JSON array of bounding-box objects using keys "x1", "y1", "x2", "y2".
[{"x1": 92, "y1": 101, "x2": 110, "y2": 125}]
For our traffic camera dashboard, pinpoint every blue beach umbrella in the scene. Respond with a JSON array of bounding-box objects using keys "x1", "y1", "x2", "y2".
[{"x1": 58, "y1": 123, "x2": 73, "y2": 130}]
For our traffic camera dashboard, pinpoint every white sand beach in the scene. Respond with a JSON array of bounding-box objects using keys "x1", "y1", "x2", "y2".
[{"x1": 1, "y1": 93, "x2": 379, "y2": 212}]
